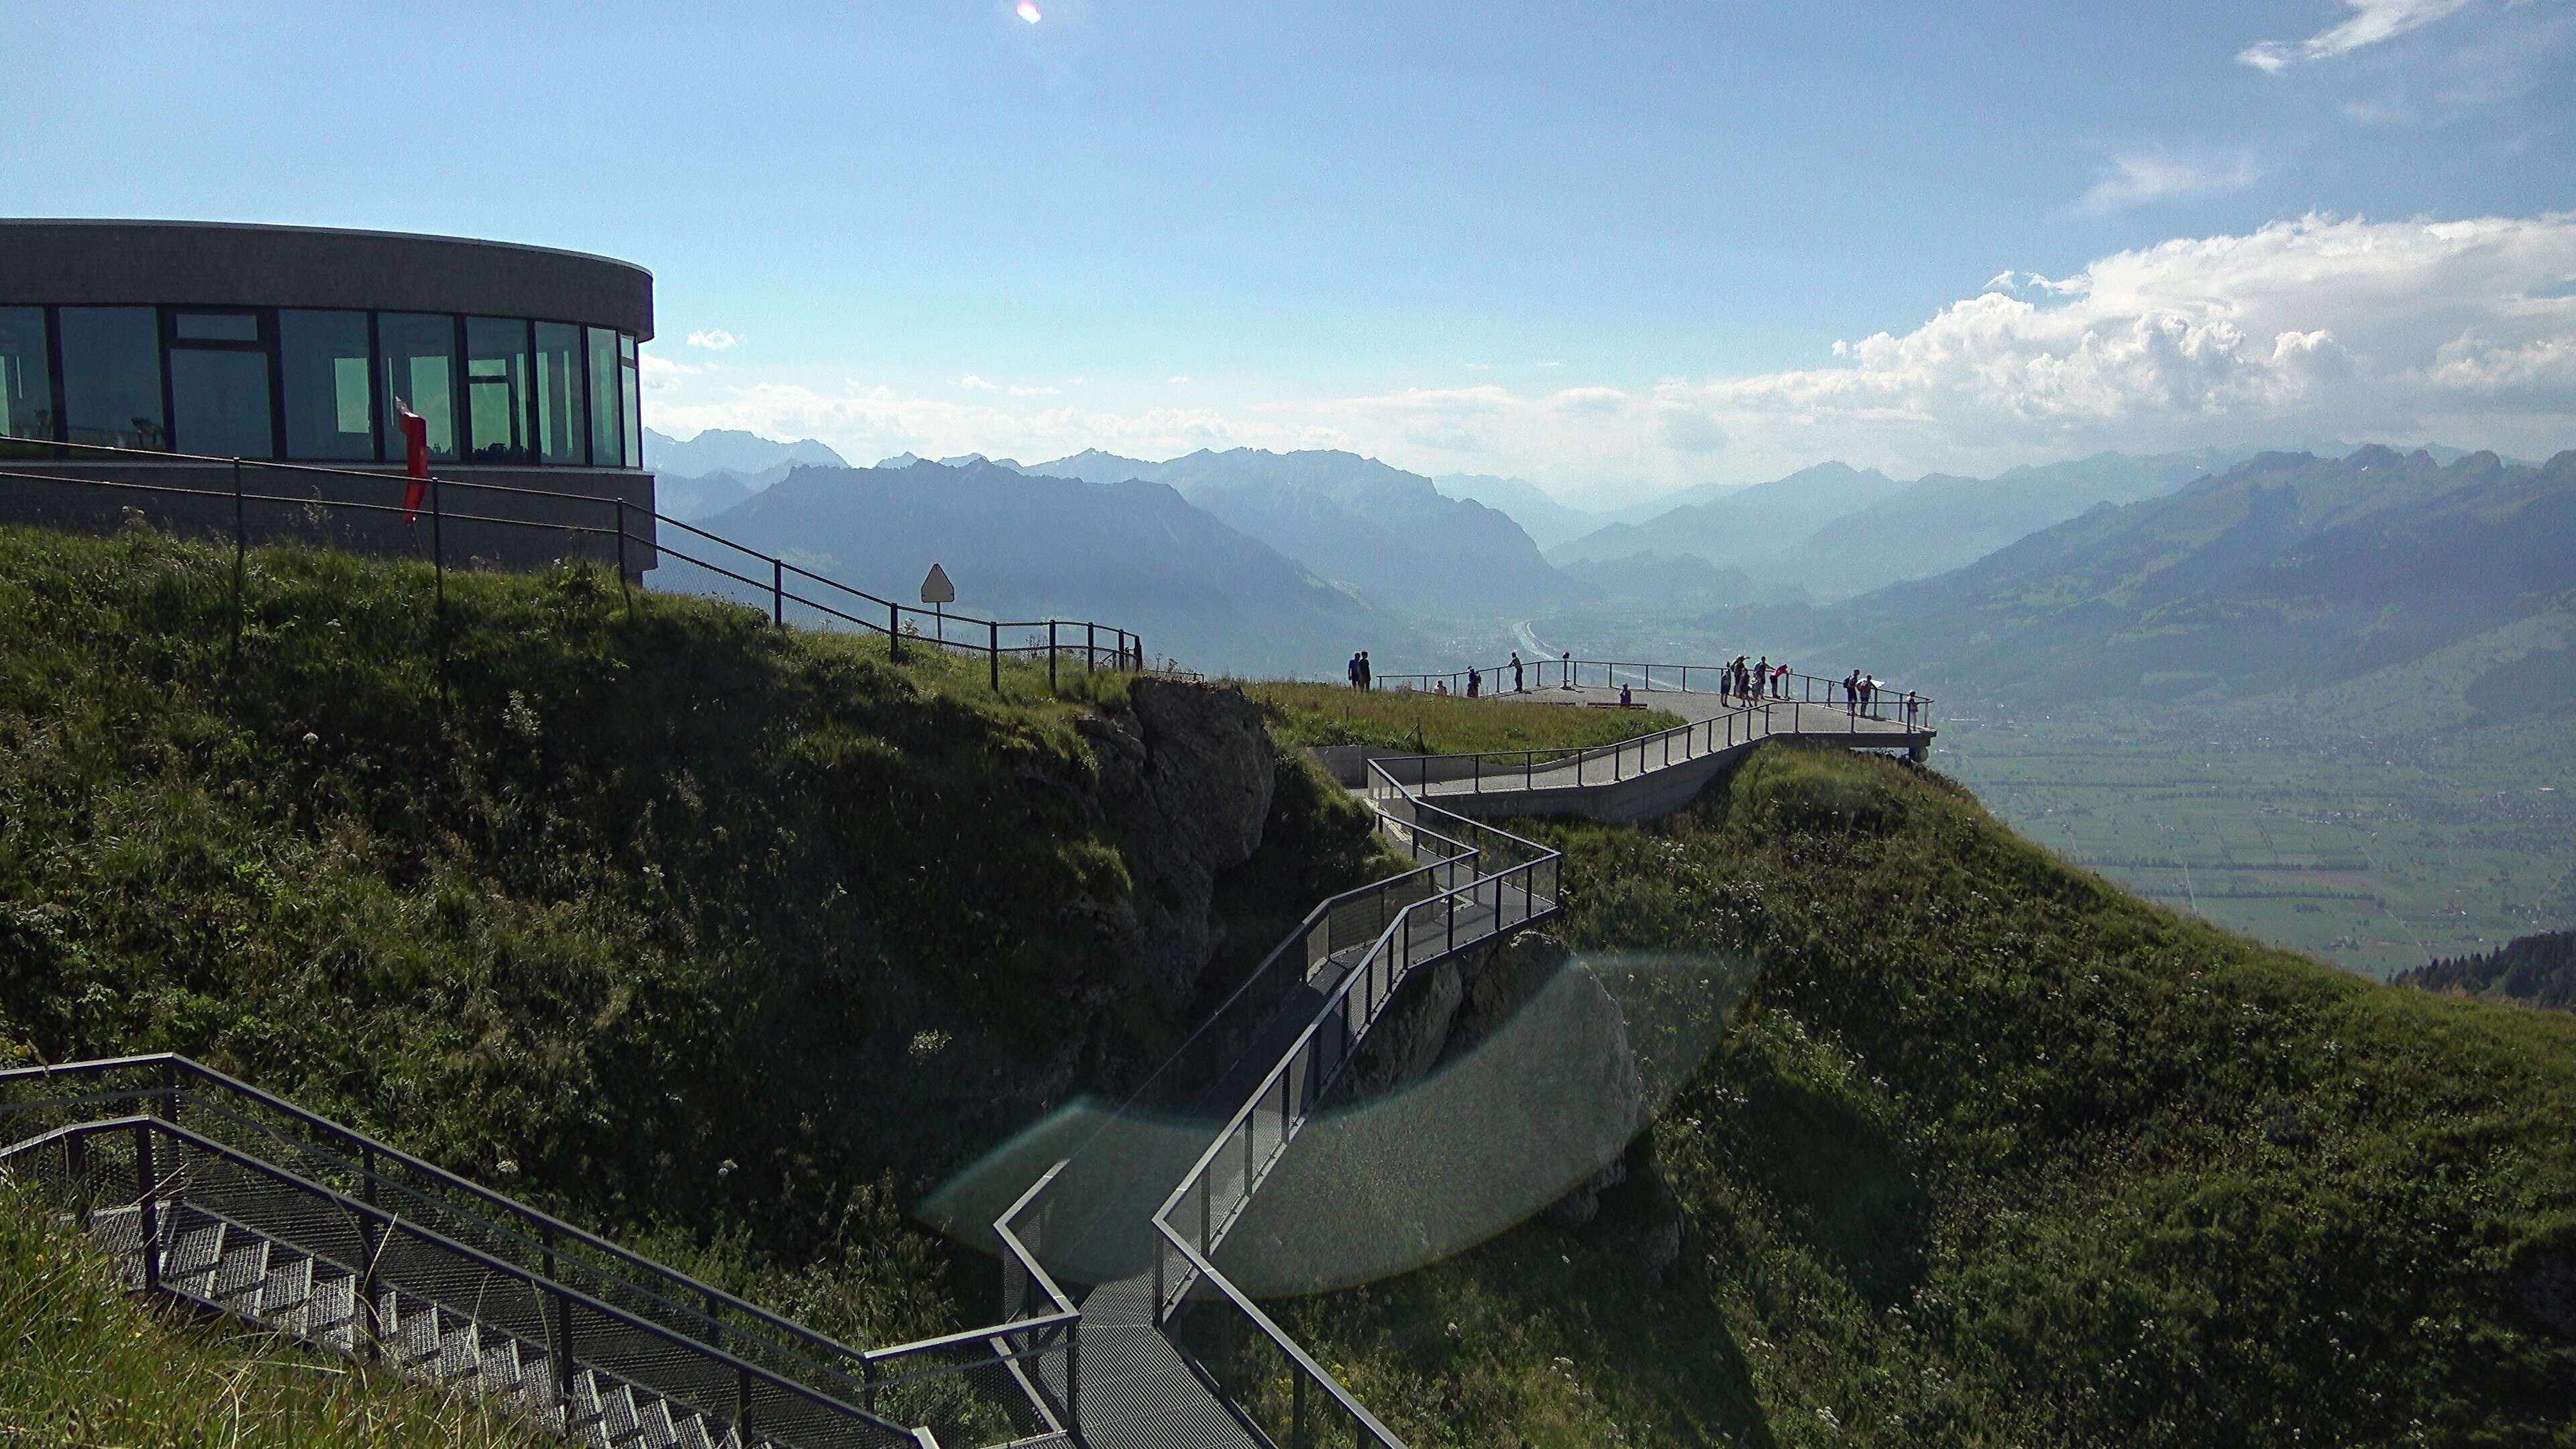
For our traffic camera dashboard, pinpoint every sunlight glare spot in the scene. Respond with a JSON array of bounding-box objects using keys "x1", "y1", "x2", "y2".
[{"x1": 1016, "y1": 1, "x2": 1042, "y2": 21}]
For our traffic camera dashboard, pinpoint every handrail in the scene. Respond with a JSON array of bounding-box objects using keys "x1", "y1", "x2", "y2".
[
  {"x1": 1371, "y1": 655, "x2": 1933, "y2": 722},
  {"x1": 1133, "y1": 759, "x2": 1568, "y2": 1449},
  {"x1": 1, "y1": 439, "x2": 1154, "y2": 687},
  {"x1": 0, "y1": 1054, "x2": 881, "y2": 1376},
  {"x1": 0, "y1": 1054, "x2": 1071, "y2": 1446},
  {"x1": 2, "y1": 1113, "x2": 935, "y2": 1448}
]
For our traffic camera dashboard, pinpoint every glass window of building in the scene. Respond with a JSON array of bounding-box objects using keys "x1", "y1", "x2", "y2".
[
  {"x1": 167, "y1": 311, "x2": 276, "y2": 459},
  {"x1": 0, "y1": 307, "x2": 54, "y2": 458},
  {"x1": 587, "y1": 326, "x2": 623, "y2": 467},
  {"x1": 278, "y1": 309, "x2": 376, "y2": 462},
  {"x1": 378, "y1": 312, "x2": 458, "y2": 462},
  {"x1": 534, "y1": 321, "x2": 586, "y2": 465},
  {"x1": 57, "y1": 307, "x2": 166, "y2": 450},
  {"x1": 465, "y1": 317, "x2": 531, "y2": 464},
  {"x1": 620, "y1": 333, "x2": 641, "y2": 470}
]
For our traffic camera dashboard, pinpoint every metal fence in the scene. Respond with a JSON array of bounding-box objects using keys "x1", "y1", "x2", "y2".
[
  {"x1": 1373, "y1": 657, "x2": 1933, "y2": 724},
  {"x1": 1134, "y1": 762, "x2": 1567, "y2": 1449},
  {"x1": 0, "y1": 1055, "x2": 1071, "y2": 1449},
  {"x1": 0, "y1": 438, "x2": 1146, "y2": 693}
]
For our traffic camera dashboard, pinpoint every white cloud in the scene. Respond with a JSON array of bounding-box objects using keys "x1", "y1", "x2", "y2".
[
  {"x1": 1167, "y1": 375, "x2": 1192, "y2": 386},
  {"x1": 685, "y1": 329, "x2": 738, "y2": 351},
  {"x1": 640, "y1": 213, "x2": 2576, "y2": 490},
  {"x1": 639, "y1": 354, "x2": 706, "y2": 390},
  {"x1": 1465, "y1": 362, "x2": 1493, "y2": 371},
  {"x1": 959, "y1": 374, "x2": 998, "y2": 391},
  {"x1": 1536, "y1": 360, "x2": 1564, "y2": 368},
  {"x1": 1009, "y1": 384, "x2": 1063, "y2": 396},
  {"x1": 2239, "y1": 0, "x2": 2473, "y2": 71},
  {"x1": 2071, "y1": 150, "x2": 2262, "y2": 217}
]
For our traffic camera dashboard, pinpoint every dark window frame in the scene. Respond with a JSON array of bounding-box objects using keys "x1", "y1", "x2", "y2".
[{"x1": 161, "y1": 307, "x2": 279, "y2": 459}]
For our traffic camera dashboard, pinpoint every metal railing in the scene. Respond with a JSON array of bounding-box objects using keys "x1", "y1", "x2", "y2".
[
  {"x1": 5, "y1": 1114, "x2": 933, "y2": 1448},
  {"x1": 0, "y1": 437, "x2": 1148, "y2": 692},
  {"x1": 1373, "y1": 656, "x2": 1933, "y2": 725},
  {"x1": 0, "y1": 1055, "x2": 1071, "y2": 1448},
  {"x1": 1138, "y1": 763, "x2": 1566, "y2": 1449}
]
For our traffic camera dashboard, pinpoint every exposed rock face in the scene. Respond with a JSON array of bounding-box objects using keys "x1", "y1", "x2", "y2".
[{"x1": 1077, "y1": 680, "x2": 1278, "y2": 1006}]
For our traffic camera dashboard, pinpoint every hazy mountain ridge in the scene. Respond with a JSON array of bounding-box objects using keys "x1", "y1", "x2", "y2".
[
  {"x1": 1431, "y1": 472, "x2": 1602, "y2": 549},
  {"x1": 1711, "y1": 445, "x2": 2576, "y2": 712},
  {"x1": 1023, "y1": 447, "x2": 1587, "y2": 619},
  {"x1": 685, "y1": 459, "x2": 1408, "y2": 676},
  {"x1": 643, "y1": 427, "x2": 847, "y2": 480},
  {"x1": 1549, "y1": 461, "x2": 1907, "y2": 570}
]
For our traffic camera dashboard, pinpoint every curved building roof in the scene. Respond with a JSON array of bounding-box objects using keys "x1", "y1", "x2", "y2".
[{"x1": 0, "y1": 219, "x2": 653, "y2": 339}]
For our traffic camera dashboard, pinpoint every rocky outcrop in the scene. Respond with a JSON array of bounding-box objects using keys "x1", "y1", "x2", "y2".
[{"x1": 1077, "y1": 680, "x2": 1279, "y2": 1006}]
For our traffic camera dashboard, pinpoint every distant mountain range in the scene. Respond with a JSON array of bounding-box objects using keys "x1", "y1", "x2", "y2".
[
  {"x1": 1010, "y1": 448, "x2": 1589, "y2": 620},
  {"x1": 1549, "y1": 462, "x2": 1909, "y2": 575},
  {"x1": 1432, "y1": 473, "x2": 1603, "y2": 550},
  {"x1": 643, "y1": 427, "x2": 846, "y2": 479},
  {"x1": 669, "y1": 459, "x2": 1406, "y2": 677},
  {"x1": 1701, "y1": 446, "x2": 2576, "y2": 714}
]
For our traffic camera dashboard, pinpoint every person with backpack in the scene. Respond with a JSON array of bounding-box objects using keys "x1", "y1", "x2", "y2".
[
  {"x1": 1510, "y1": 651, "x2": 1525, "y2": 693},
  {"x1": 1844, "y1": 669, "x2": 1862, "y2": 715}
]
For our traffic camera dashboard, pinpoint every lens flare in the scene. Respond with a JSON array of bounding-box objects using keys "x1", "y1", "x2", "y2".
[{"x1": 1016, "y1": 1, "x2": 1041, "y2": 21}]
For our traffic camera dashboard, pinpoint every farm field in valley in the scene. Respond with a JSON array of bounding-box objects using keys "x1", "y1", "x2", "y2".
[{"x1": 1933, "y1": 707, "x2": 2576, "y2": 979}]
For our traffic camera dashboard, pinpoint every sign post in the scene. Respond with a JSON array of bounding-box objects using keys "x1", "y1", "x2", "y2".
[{"x1": 920, "y1": 564, "x2": 955, "y2": 647}]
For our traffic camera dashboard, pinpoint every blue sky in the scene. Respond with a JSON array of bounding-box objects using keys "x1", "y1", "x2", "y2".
[{"x1": 10, "y1": 1, "x2": 2574, "y2": 496}]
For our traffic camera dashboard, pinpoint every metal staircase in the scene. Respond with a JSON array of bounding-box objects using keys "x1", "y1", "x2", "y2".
[{"x1": 0, "y1": 1057, "x2": 1080, "y2": 1449}]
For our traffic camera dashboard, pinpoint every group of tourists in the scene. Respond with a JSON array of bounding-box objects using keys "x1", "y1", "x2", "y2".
[
  {"x1": 1721, "y1": 655, "x2": 1788, "y2": 702},
  {"x1": 1353, "y1": 646, "x2": 1923, "y2": 731}
]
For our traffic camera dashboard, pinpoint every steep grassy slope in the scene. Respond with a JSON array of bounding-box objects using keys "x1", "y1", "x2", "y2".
[
  {"x1": 0, "y1": 523, "x2": 1391, "y2": 1350},
  {"x1": 1279, "y1": 745, "x2": 2576, "y2": 1447}
]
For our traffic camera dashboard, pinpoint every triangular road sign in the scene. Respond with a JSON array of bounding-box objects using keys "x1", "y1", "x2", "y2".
[{"x1": 920, "y1": 564, "x2": 956, "y2": 605}]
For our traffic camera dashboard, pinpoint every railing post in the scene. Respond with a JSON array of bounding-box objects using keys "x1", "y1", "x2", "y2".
[
  {"x1": 1049, "y1": 621, "x2": 1059, "y2": 694},
  {"x1": 133, "y1": 1122, "x2": 160, "y2": 1293},
  {"x1": 1294, "y1": 1366, "x2": 1309, "y2": 1449},
  {"x1": 889, "y1": 601, "x2": 902, "y2": 662},
  {"x1": 429, "y1": 474, "x2": 444, "y2": 614},
  {"x1": 771, "y1": 557, "x2": 784, "y2": 627},
  {"x1": 735, "y1": 1364, "x2": 753, "y2": 1436},
  {"x1": 553, "y1": 1284, "x2": 574, "y2": 1404},
  {"x1": 989, "y1": 621, "x2": 1001, "y2": 693},
  {"x1": 230, "y1": 459, "x2": 246, "y2": 655},
  {"x1": 1087, "y1": 621, "x2": 1097, "y2": 672},
  {"x1": 614, "y1": 497, "x2": 630, "y2": 608}
]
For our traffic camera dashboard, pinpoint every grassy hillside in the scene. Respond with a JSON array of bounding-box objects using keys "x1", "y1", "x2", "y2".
[
  {"x1": 0, "y1": 1183, "x2": 541, "y2": 1448},
  {"x1": 1277, "y1": 745, "x2": 2576, "y2": 1447},
  {"x1": 1242, "y1": 679, "x2": 1685, "y2": 755},
  {"x1": 0, "y1": 521, "x2": 1399, "y2": 1351}
]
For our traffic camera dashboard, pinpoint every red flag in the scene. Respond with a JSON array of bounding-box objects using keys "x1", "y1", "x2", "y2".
[{"x1": 398, "y1": 405, "x2": 431, "y2": 521}]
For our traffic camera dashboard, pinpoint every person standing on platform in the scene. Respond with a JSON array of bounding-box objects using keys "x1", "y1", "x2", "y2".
[
  {"x1": 1348, "y1": 653, "x2": 1362, "y2": 690},
  {"x1": 1467, "y1": 666, "x2": 1481, "y2": 698},
  {"x1": 1360, "y1": 651, "x2": 1373, "y2": 690},
  {"x1": 1510, "y1": 652, "x2": 1525, "y2": 693},
  {"x1": 1561, "y1": 651, "x2": 1574, "y2": 689}
]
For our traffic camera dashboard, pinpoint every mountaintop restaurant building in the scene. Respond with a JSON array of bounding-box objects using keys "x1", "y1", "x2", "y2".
[{"x1": 0, "y1": 219, "x2": 657, "y2": 576}]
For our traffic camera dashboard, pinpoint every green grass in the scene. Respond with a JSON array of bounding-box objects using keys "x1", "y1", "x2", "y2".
[
  {"x1": 1238, "y1": 679, "x2": 1686, "y2": 756},
  {"x1": 0, "y1": 522, "x2": 1383, "y2": 1371},
  {"x1": 1275, "y1": 743, "x2": 2576, "y2": 1448},
  {"x1": 0, "y1": 1183, "x2": 543, "y2": 1448}
]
